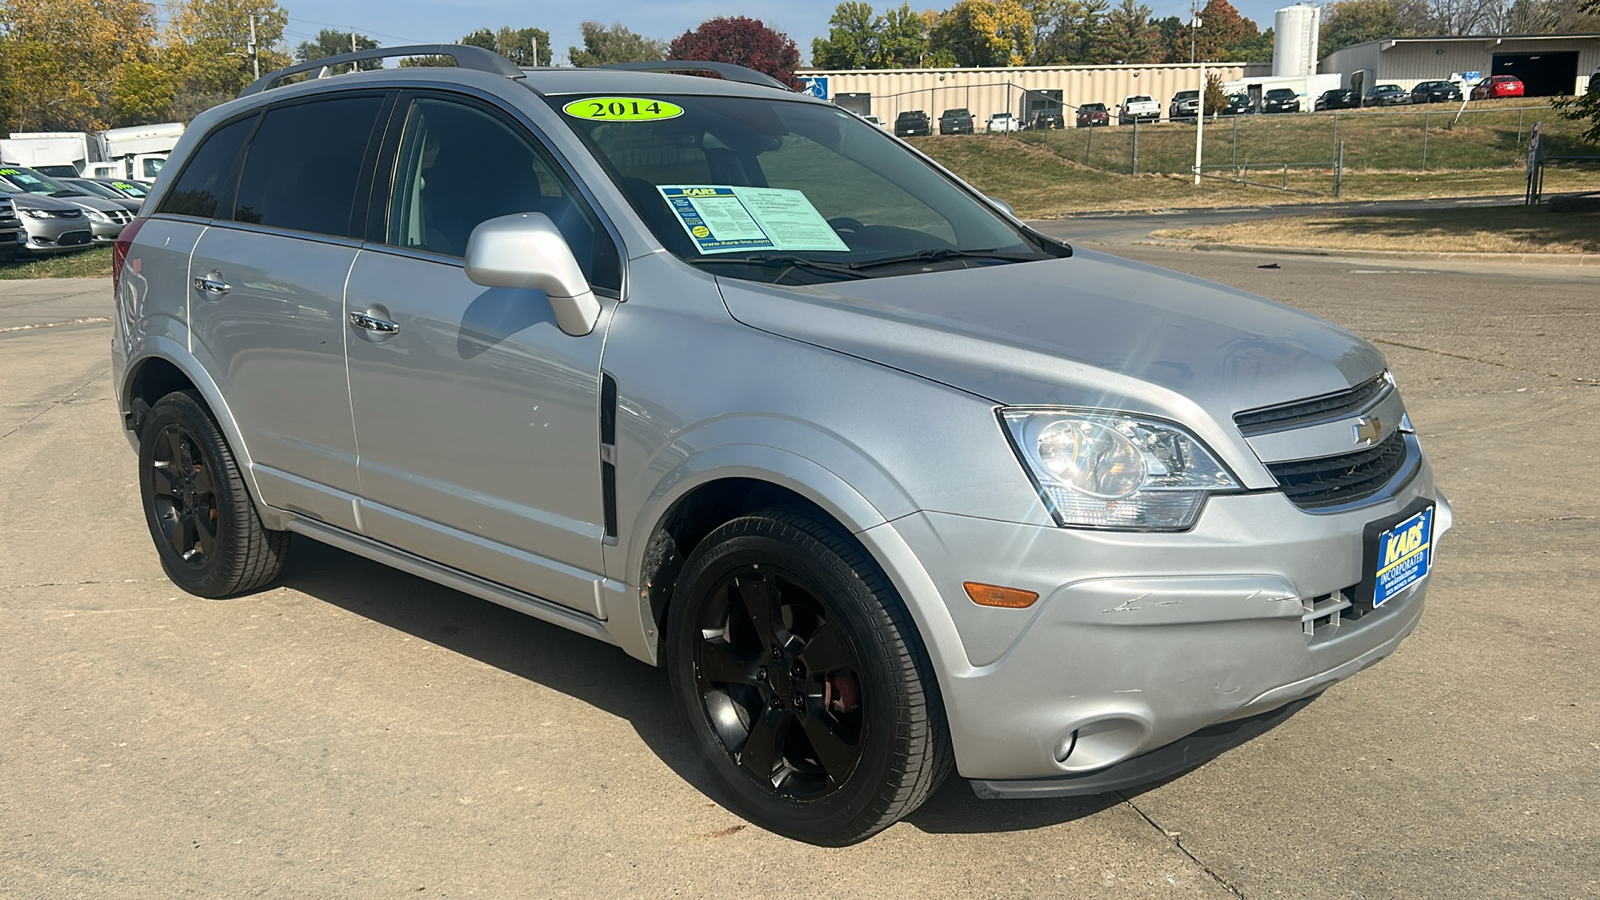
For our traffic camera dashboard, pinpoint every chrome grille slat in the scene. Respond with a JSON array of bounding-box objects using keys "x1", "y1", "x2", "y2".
[{"x1": 1234, "y1": 374, "x2": 1390, "y2": 436}]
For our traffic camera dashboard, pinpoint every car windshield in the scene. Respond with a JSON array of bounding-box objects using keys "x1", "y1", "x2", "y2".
[
  {"x1": 108, "y1": 180, "x2": 149, "y2": 197},
  {"x1": 65, "y1": 179, "x2": 122, "y2": 199},
  {"x1": 553, "y1": 94, "x2": 1061, "y2": 284},
  {"x1": 0, "y1": 166, "x2": 84, "y2": 198},
  {"x1": 1175, "y1": 91, "x2": 1198, "y2": 100},
  {"x1": 1376, "y1": 85, "x2": 1401, "y2": 92},
  {"x1": 1267, "y1": 90, "x2": 1294, "y2": 97}
]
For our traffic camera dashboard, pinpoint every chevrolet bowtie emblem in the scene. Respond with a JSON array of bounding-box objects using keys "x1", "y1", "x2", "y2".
[{"x1": 1354, "y1": 415, "x2": 1383, "y2": 446}]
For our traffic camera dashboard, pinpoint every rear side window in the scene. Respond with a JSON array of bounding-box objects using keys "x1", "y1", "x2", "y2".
[
  {"x1": 233, "y1": 95, "x2": 383, "y2": 237},
  {"x1": 159, "y1": 116, "x2": 253, "y2": 219}
]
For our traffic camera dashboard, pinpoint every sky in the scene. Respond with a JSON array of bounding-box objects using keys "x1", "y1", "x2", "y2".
[{"x1": 278, "y1": 0, "x2": 1299, "y2": 67}]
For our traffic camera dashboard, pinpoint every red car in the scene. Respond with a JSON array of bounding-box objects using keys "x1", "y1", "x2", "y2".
[{"x1": 1471, "y1": 75, "x2": 1524, "y2": 100}]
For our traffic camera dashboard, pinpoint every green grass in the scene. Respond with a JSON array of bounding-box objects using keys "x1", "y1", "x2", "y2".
[
  {"x1": 911, "y1": 134, "x2": 1600, "y2": 218},
  {"x1": 1000, "y1": 99, "x2": 1588, "y2": 177},
  {"x1": 0, "y1": 246, "x2": 113, "y2": 280}
]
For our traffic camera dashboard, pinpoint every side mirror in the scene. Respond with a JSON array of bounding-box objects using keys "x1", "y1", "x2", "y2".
[
  {"x1": 986, "y1": 196, "x2": 1017, "y2": 218},
  {"x1": 464, "y1": 212, "x2": 600, "y2": 337}
]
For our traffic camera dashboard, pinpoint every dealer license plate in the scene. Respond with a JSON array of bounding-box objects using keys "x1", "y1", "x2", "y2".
[{"x1": 1371, "y1": 505, "x2": 1434, "y2": 607}]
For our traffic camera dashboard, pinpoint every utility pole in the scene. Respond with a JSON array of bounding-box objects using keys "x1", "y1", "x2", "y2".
[
  {"x1": 247, "y1": 15, "x2": 259, "y2": 79},
  {"x1": 1190, "y1": 0, "x2": 1199, "y2": 64},
  {"x1": 1193, "y1": 60, "x2": 1205, "y2": 184},
  {"x1": 351, "y1": 29, "x2": 357, "y2": 54}
]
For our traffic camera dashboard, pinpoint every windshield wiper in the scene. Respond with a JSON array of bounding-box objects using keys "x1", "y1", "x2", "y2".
[
  {"x1": 847, "y1": 248, "x2": 1042, "y2": 271},
  {"x1": 692, "y1": 254, "x2": 869, "y2": 283}
]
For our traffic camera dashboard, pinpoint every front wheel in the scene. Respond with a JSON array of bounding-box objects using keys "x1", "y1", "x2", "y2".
[{"x1": 665, "y1": 510, "x2": 952, "y2": 845}]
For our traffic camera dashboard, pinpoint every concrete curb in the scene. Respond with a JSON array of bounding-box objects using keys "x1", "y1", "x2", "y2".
[{"x1": 1137, "y1": 238, "x2": 1600, "y2": 267}]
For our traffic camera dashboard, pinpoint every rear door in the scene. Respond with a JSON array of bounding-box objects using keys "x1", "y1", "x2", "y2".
[
  {"x1": 186, "y1": 92, "x2": 390, "y2": 531},
  {"x1": 343, "y1": 92, "x2": 625, "y2": 615}
]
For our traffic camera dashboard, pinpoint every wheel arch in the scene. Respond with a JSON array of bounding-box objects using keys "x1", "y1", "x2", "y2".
[{"x1": 121, "y1": 343, "x2": 280, "y2": 529}]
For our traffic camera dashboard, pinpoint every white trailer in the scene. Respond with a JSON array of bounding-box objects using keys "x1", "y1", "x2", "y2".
[{"x1": 0, "y1": 132, "x2": 96, "y2": 174}]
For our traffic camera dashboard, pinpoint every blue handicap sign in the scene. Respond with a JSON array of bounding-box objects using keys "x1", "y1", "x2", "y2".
[
  {"x1": 1461, "y1": 70, "x2": 1481, "y2": 82},
  {"x1": 801, "y1": 76, "x2": 828, "y2": 100}
]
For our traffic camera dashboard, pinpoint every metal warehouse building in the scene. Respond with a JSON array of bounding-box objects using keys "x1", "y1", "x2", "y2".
[
  {"x1": 795, "y1": 63, "x2": 1270, "y2": 126},
  {"x1": 1317, "y1": 34, "x2": 1600, "y2": 97}
]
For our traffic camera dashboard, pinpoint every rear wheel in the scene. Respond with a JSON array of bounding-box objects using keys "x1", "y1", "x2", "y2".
[
  {"x1": 665, "y1": 510, "x2": 952, "y2": 845},
  {"x1": 138, "y1": 391, "x2": 289, "y2": 598}
]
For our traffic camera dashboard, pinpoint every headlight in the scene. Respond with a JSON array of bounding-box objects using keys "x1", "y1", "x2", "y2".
[
  {"x1": 1001, "y1": 409, "x2": 1240, "y2": 531},
  {"x1": 21, "y1": 208, "x2": 55, "y2": 219},
  {"x1": 84, "y1": 208, "x2": 109, "y2": 222}
]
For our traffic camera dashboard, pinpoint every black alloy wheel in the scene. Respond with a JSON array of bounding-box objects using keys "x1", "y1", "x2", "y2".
[
  {"x1": 666, "y1": 509, "x2": 952, "y2": 845},
  {"x1": 138, "y1": 391, "x2": 289, "y2": 598},
  {"x1": 692, "y1": 565, "x2": 867, "y2": 800}
]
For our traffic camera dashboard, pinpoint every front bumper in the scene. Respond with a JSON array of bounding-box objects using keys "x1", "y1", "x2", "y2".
[
  {"x1": 868, "y1": 475, "x2": 1450, "y2": 786},
  {"x1": 20, "y1": 219, "x2": 92, "y2": 254}
]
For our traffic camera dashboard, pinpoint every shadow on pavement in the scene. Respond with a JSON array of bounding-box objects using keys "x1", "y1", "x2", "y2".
[{"x1": 276, "y1": 534, "x2": 1129, "y2": 840}]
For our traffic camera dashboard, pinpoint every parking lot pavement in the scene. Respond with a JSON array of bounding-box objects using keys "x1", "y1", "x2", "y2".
[{"x1": 3, "y1": 257, "x2": 1597, "y2": 897}]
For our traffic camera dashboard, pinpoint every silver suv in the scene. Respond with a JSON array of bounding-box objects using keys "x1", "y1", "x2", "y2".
[{"x1": 112, "y1": 46, "x2": 1449, "y2": 845}]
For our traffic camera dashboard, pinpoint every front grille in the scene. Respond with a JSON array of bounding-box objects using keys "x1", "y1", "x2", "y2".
[
  {"x1": 1266, "y1": 430, "x2": 1408, "y2": 509},
  {"x1": 1234, "y1": 374, "x2": 1390, "y2": 436},
  {"x1": 57, "y1": 230, "x2": 92, "y2": 246}
]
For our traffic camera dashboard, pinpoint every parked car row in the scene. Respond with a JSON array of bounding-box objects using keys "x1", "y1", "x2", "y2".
[
  {"x1": 880, "y1": 75, "x2": 1520, "y2": 140},
  {"x1": 0, "y1": 164, "x2": 145, "y2": 260}
]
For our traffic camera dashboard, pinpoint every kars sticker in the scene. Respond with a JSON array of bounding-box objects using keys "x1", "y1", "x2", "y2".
[{"x1": 563, "y1": 97, "x2": 684, "y2": 122}]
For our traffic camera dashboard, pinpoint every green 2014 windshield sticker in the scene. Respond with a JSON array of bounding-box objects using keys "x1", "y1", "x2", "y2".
[
  {"x1": 657, "y1": 186, "x2": 849, "y2": 255},
  {"x1": 562, "y1": 97, "x2": 683, "y2": 121}
]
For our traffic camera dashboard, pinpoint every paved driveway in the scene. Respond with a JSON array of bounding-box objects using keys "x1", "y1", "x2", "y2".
[{"x1": 2, "y1": 251, "x2": 1595, "y2": 897}]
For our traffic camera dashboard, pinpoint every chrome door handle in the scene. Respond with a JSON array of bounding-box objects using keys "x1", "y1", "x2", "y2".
[
  {"x1": 192, "y1": 272, "x2": 230, "y2": 296},
  {"x1": 348, "y1": 311, "x2": 399, "y2": 334}
]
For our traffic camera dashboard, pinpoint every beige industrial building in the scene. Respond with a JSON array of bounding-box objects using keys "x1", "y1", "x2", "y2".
[
  {"x1": 1317, "y1": 34, "x2": 1600, "y2": 97},
  {"x1": 795, "y1": 63, "x2": 1270, "y2": 126}
]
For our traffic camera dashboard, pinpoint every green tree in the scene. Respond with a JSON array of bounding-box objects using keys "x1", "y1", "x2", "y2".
[
  {"x1": 294, "y1": 27, "x2": 380, "y2": 70},
  {"x1": 461, "y1": 26, "x2": 551, "y2": 66},
  {"x1": 567, "y1": 21, "x2": 667, "y2": 67},
  {"x1": 1319, "y1": 0, "x2": 1399, "y2": 55},
  {"x1": 876, "y1": 4, "x2": 929, "y2": 67},
  {"x1": 1033, "y1": 0, "x2": 1110, "y2": 64},
  {"x1": 812, "y1": 2, "x2": 877, "y2": 69},
  {"x1": 927, "y1": 0, "x2": 1033, "y2": 67},
  {"x1": 1554, "y1": 0, "x2": 1600, "y2": 144},
  {"x1": 1094, "y1": 0, "x2": 1160, "y2": 63},
  {"x1": 1203, "y1": 70, "x2": 1228, "y2": 114}
]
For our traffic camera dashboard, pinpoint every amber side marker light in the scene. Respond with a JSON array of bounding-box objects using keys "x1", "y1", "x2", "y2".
[{"x1": 963, "y1": 582, "x2": 1040, "y2": 609}]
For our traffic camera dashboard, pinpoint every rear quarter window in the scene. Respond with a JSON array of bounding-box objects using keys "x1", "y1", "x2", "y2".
[{"x1": 159, "y1": 115, "x2": 255, "y2": 219}]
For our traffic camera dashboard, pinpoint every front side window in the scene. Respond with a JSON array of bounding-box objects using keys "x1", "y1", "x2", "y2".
[
  {"x1": 385, "y1": 97, "x2": 620, "y2": 290},
  {"x1": 158, "y1": 116, "x2": 254, "y2": 219},
  {"x1": 552, "y1": 94, "x2": 1061, "y2": 284},
  {"x1": 233, "y1": 95, "x2": 383, "y2": 237}
]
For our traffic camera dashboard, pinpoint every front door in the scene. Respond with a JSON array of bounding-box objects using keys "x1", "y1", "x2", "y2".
[{"x1": 344, "y1": 94, "x2": 624, "y2": 616}]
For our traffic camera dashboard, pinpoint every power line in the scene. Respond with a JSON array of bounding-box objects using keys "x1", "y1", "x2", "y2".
[{"x1": 286, "y1": 15, "x2": 431, "y2": 44}]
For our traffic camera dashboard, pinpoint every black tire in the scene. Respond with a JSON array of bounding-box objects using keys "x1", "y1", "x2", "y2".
[
  {"x1": 138, "y1": 390, "x2": 289, "y2": 598},
  {"x1": 665, "y1": 509, "x2": 952, "y2": 845}
]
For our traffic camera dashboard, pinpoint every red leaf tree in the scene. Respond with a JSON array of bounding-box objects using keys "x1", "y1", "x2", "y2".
[{"x1": 667, "y1": 16, "x2": 801, "y2": 87}]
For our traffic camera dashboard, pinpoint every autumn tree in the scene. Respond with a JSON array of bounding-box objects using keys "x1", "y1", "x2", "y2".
[
  {"x1": 1203, "y1": 70, "x2": 1228, "y2": 114},
  {"x1": 1171, "y1": 0, "x2": 1266, "y2": 62},
  {"x1": 295, "y1": 28, "x2": 380, "y2": 70},
  {"x1": 927, "y1": 0, "x2": 1033, "y2": 67},
  {"x1": 1554, "y1": 0, "x2": 1600, "y2": 144},
  {"x1": 0, "y1": 0, "x2": 163, "y2": 132},
  {"x1": 567, "y1": 21, "x2": 668, "y2": 66},
  {"x1": 667, "y1": 17, "x2": 801, "y2": 85},
  {"x1": 461, "y1": 26, "x2": 552, "y2": 67}
]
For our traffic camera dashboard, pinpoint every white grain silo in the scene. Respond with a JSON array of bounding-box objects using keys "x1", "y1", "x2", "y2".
[{"x1": 1272, "y1": 5, "x2": 1320, "y2": 78}]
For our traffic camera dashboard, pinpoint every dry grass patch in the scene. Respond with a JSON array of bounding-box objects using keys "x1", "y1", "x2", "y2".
[{"x1": 1151, "y1": 205, "x2": 1600, "y2": 254}]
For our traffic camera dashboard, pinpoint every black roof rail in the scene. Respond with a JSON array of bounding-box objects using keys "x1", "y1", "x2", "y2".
[
  {"x1": 595, "y1": 61, "x2": 793, "y2": 92},
  {"x1": 239, "y1": 44, "x2": 524, "y2": 97}
]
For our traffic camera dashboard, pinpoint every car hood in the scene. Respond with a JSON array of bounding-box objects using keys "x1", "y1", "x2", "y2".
[
  {"x1": 2, "y1": 192, "x2": 83, "y2": 211},
  {"x1": 715, "y1": 248, "x2": 1385, "y2": 431},
  {"x1": 60, "y1": 194, "x2": 126, "y2": 213}
]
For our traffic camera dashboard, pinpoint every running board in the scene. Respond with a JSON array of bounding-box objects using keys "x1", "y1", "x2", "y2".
[{"x1": 285, "y1": 518, "x2": 616, "y2": 647}]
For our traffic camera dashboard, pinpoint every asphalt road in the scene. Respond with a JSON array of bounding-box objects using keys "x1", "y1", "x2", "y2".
[{"x1": 3, "y1": 240, "x2": 1597, "y2": 897}]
